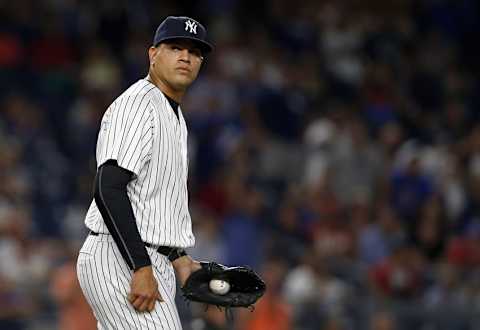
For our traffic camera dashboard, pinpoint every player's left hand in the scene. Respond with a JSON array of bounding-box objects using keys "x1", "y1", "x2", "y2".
[
  {"x1": 181, "y1": 262, "x2": 266, "y2": 309},
  {"x1": 172, "y1": 255, "x2": 202, "y2": 287}
]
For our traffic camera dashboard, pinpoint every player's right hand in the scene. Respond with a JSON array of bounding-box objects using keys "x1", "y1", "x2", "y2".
[{"x1": 128, "y1": 265, "x2": 163, "y2": 312}]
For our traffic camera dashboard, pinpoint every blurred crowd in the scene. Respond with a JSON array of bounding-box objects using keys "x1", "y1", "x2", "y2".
[{"x1": 1, "y1": 0, "x2": 480, "y2": 329}]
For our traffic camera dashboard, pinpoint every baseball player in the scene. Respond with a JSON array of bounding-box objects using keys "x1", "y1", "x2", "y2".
[{"x1": 76, "y1": 16, "x2": 213, "y2": 329}]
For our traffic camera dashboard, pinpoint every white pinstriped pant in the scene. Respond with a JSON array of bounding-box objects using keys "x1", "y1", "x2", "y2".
[{"x1": 77, "y1": 234, "x2": 182, "y2": 329}]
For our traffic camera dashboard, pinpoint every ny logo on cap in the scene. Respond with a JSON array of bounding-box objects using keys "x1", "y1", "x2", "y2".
[{"x1": 185, "y1": 20, "x2": 198, "y2": 34}]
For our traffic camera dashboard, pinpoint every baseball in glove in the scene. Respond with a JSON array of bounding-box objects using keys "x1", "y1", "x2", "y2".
[{"x1": 181, "y1": 262, "x2": 266, "y2": 308}]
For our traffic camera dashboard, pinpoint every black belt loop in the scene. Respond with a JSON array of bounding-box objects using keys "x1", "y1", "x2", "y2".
[
  {"x1": 89, "y1": 231, "x2": 108, "y2": 236},
  {"x1": 90, "y1": 232, "x2": 187, "y2": 262}
]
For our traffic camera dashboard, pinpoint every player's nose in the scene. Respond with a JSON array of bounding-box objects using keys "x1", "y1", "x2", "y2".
[{"x1": 178, "y1": 49, "x2": 191, "y2": 63}]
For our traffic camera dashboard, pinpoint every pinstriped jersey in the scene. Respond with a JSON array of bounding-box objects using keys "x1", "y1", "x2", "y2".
[{"x1": 84, "y1": 78, "x2": 195, "y2": 248}]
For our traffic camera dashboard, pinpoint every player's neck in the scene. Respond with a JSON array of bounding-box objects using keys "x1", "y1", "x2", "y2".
[{"x1": 146, "y1": 72, "x2": 184, "y2": 103}]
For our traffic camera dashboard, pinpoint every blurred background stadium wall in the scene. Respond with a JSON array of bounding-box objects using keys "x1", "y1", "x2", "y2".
[{"x1": 1, "y1": 0, "x2": 480, "y2": 329}]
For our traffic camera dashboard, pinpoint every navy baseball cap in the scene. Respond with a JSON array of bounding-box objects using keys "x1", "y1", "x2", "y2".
[{"x1": 153, "y1": 16, "x2": 214, "y2": 54}]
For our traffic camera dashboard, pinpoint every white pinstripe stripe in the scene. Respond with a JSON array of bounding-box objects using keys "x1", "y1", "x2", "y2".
[
  {"x1": 105, "y1": 244, "x2": 130, "y2": 329},
  {"x1": 96, "y1": 243, "x2": 121, "y2": 329},
  {"x1": 85, "y1": 243, "x2": 112, "y2": 327}
]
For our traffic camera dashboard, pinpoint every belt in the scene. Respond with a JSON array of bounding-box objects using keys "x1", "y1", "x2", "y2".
[{"x1": 89, "y1": 231, "x2": 187, "y2": 262}]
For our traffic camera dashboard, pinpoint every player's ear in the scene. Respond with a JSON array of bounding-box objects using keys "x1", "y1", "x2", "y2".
[{"x1": 148, "y1": 46, "x2": 158, "y2": 64}]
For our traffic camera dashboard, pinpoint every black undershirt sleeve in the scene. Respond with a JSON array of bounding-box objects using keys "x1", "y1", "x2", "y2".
[{"x1": 93, "y1": 160, "x2": 151, "y2": 271}]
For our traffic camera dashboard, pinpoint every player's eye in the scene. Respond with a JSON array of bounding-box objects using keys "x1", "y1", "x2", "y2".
[{"x1": 189, "y1": 49, "x2": 202, "y2": 58}]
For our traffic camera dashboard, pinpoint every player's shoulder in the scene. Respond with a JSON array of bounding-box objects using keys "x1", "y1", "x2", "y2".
[
  {"x1": 105, "y1": 79, "x2": 156, "y2": 118},
  {"x1": 115, "y1": 79, "x2": 156, "y2": 104}
]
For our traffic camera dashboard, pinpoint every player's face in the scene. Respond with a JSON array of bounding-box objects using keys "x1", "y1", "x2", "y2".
[{"x1": 149, "y1": 40, "x2": 203, "y2": 92}]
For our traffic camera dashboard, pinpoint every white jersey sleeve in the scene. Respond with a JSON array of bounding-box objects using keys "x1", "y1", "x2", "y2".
[{"x1": 96, "y1": 89, "x2": 154, "y2": 176}]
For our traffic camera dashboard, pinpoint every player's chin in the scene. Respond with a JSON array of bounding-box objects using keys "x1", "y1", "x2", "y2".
[{"x1": 172, "y1": 74, "x2": 196, "y2": 89}]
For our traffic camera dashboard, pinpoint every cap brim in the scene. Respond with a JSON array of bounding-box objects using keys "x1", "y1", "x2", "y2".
[{"x1": 155, "y1": 36, "x2": 214, "y2": 54}]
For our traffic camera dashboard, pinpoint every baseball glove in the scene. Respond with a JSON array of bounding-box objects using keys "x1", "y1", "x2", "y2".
[{"x1": 181, "y1": 262, "x2": 266, "y2": 308}]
